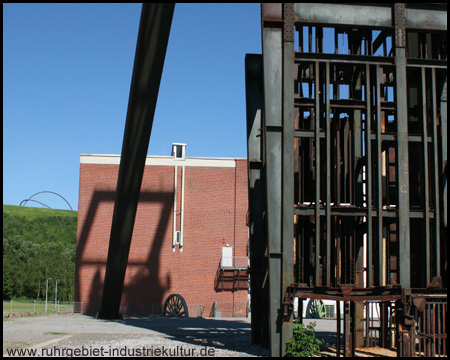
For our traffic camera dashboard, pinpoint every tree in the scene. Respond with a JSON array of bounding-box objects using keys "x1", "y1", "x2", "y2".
[{"x1": 3, "y1": 209, "x2": 77, "y2": 301}]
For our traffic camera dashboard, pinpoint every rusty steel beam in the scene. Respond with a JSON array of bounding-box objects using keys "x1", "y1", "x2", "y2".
[{"x1": 281, "y1": 2, "x2": 296, "y2": 353}]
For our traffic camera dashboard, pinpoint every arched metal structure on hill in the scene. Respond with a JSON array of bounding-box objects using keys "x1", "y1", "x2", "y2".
[{"x1": 20, "y1": 191, "x2": 74, "y2": 211}]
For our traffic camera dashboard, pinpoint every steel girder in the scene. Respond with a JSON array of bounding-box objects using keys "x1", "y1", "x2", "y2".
[
  {"x1": 260, "y1": 4, "x2": 296, "y2": 356},
  {"x1": 245, "y1": 54, "x2": 270, "y2": 346},
  {"x1": 98, "y1": 3, "x2": 174, "y2": 319}
]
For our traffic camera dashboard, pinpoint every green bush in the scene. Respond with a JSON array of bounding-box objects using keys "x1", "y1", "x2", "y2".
[{"x1": 285, "y1": 320, "x2": 325, "y2": 357}]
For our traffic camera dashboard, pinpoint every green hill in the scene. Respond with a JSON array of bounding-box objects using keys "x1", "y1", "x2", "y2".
[
  {"x1": 3, "y1": 205, "x2": 77, "y2": 301},
  {"x1": 3, "y1": 204, "x2": 76, "y2": 219}
]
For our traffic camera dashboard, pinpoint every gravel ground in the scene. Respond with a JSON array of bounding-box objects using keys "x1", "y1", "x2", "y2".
[
  {"x1": 3, "y1": 313, "x2": 269, "y2": 357},
  {"x1": 3, "y1": 313, "x2": 396, "y2": 357}
]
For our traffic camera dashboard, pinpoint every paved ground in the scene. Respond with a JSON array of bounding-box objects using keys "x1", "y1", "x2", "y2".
[{"x1": 3, "y1": 313, "x2": 341, "y2": 357}]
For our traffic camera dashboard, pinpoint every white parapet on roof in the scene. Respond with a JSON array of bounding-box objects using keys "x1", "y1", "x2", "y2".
[{"x1": 80, "y1": 154, "x2": 243, "y2": 168}]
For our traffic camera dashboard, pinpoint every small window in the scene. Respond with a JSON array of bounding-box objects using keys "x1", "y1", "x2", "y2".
[
  {"x1": 171, "y1": 143, "x2": 186, "y2": 160},
  {"x1": 175, "y1": 146, "x2": 183, "y2": 158},
  {"x1": 174, "y1": 230, "x2": 181, "y2": 245},
  {"x1": 325, "y1": 304, "x2": 335, "y2": 318}
]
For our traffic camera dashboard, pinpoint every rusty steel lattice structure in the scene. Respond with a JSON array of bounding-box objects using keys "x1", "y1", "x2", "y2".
[{"x1": 246, "y1": 3, "x2": 447, "y2": 357}]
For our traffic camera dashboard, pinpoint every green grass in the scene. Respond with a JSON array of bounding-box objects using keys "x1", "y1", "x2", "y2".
[
  {"x1": 3, "y1": 205, "x2": 76, "y2": 219},
  {"x1": 3, "y1": 300, "x2": 75, "y2": 314}
]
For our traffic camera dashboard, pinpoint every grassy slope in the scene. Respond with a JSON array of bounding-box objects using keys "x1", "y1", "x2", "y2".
[{"x1": 3, "y1": 205, "x2": 77, "y2": 219}]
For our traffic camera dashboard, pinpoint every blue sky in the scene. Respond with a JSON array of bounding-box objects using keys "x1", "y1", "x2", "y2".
[{"x1": 3, "y1": 3, "x2": 262, "y2": 211}]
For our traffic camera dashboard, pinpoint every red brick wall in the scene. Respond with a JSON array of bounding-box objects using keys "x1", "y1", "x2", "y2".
[{"x1": 75, "y1": 158, "x2": 249, "y2": 317}]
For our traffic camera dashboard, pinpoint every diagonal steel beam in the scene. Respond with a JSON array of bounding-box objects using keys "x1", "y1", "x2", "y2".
[{"x1": 98, "y1": 3, "x2": 174, "y2": 319}]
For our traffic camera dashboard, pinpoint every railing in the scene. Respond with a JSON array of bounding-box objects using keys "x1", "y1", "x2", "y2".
[
  {"x1": 3, "y1": 300, "x2": 83, "y2": 316},
  {"x1": 220, "y1": 256, "x2": 249, "y2": 269},
  {"x1": 414, "y1": 299, "x2": 447, "y2": 357}
]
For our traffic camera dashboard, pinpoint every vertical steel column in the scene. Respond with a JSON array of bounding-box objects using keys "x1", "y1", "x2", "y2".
[
  {"x1": 337, "y1": 300, "x2": 341, "y2": 357},
  {"x1": 325, "y1": 62, "x2": 332, "y2": 287},
  {"x1": 315, "y1": 60, "x2": 321, "y2": 286},
  {"x1": 343, "y1": 301, "x2": 355, "y2": 357},
  {"x1": 281, "y1": 3, "x2": 295, "y2": 352},
  {"x1": 440, "y1": 78, "x2": 447, "y2": 231},
  {"x1": 365, "y1": 63, "x2": 373, "y2": 287},
  {"x1": 245, "y1": 54, "x2": 268, "y2": 346},
  {"x1": 380, "y1": 302, "x2": 389, "y2": 348},
  {"x1": 261, "y1": 4, "x2": 295, "y2": 355},
  {"x1": 98, "y1": 3, "x2": 174, "y2": 319},
  {"x1": 421, "y1": 68, "x2": 431, "y2": 284},
  {"x1": 376, "y1": 65, "x2": 384, "y2": 285},
  {"x1": 431, "y1": 68, "x2": 441, "y2": 277},
  {"x1": 439, "y1": 70, "x2": 447, "y2": 297},
  {"x1": 262, "y1": 5, "x2": 283, "y2": 355},
  {"x1": 394, "y1": 3, "x2": 411, "y2": 292},
  {"x1": 353, "y1": 53, "x2": 365, "y2": 351}
]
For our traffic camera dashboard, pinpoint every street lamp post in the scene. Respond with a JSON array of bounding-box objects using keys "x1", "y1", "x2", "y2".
[
  {"x1": 45, "y1": 277, "x2": 53, "y2": 312},
  {"x1": 45, "y1": 278, "x2": 53, "y2": 312},
  {"x1": 55, "y1": 279, "x2": 61, "y2": 310}
]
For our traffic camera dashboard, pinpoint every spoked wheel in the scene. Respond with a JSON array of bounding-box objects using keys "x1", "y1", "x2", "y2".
[{"x1": 162, "y1": 294, "x2": 189, "y2": 317}]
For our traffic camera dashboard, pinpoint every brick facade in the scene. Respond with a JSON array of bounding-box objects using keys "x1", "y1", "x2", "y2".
[{"x1": 75, "y1": 155, "x2": 249, "y2": 317}]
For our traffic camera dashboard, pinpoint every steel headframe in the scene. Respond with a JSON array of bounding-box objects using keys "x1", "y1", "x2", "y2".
[{"x1": 247, "y1": 3, "x2": 447, "y2": 357}]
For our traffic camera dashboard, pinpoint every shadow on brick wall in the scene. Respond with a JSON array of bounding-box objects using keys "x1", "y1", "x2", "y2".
[{"x1": 75, "y1": 189, "x2": 173, "y2": 316}]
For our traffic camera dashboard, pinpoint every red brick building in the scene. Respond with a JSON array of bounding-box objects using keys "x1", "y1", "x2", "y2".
[{"x1": 75, "y1": 147, "x2": 249, "y2": 317}]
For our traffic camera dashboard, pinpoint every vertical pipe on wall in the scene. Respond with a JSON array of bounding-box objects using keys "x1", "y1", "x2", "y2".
[
  {"x1": 173, "y1": 165, "x2": 178, "y2": 250},
  {"x1": 180, "y1": 165, "x2": 185, "y2": 250}
]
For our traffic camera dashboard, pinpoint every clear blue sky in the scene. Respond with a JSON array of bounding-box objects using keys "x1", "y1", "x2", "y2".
[{"x1": 3, "y1": 3, "x2": 262, "y2": 211}]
